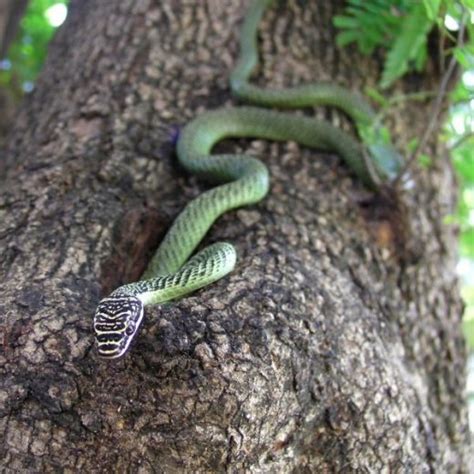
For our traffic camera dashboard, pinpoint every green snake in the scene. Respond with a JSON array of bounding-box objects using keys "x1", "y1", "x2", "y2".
[{"x1": 94, "y1": 0, "x2": 403, "y2": 359}]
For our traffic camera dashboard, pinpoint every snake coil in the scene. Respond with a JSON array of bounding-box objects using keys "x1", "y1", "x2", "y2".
[{"x1": 93, "y1": 0, "x2": 402, "y2": 359}]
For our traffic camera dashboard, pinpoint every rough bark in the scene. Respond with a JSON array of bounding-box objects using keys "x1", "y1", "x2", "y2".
[{"x1": 0, "y1": 0, "x2": 469, "y2": 471}]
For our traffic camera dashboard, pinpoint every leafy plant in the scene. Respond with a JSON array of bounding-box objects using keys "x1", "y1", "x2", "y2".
[
  {"x1": 0, "y1": 0, "x2": 68, "y2": 90},
  {"x1": 379, "y1": 3, "x2": 434, "y2": 88},
  {"x1": 333, "y1": 0, "x2": 469, "y2": 89},
  {"x1": 451, "y1": 129, "x2": 474, "y2": 259},
  {"x1": 335, "y1": 0, "x2": 474, "y2": 350},
  {"x1": 333, "y1": 0, "x2": 413, "y2": 57},
  {"x1": 447, "y1": 60, "x2": 474, "y2": 264}
]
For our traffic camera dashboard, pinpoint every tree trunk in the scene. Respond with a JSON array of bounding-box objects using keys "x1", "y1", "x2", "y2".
[{"x1": 0, "y1": 0, "x2": 469, "y2": 471}]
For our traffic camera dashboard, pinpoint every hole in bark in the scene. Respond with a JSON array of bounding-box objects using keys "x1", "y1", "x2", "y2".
[{"x1": 99, "y1": 206, "x2": 167, "y2": 295}]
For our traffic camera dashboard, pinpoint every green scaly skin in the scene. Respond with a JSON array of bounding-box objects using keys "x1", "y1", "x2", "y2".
[
  {"x1": 93, "y1": 0, "x2": 403, "y2": 359},
  {"x1": 230, "y1": 0, "x2": 403, "y2": 180}
]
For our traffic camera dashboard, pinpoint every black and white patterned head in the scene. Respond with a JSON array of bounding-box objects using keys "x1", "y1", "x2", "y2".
[{"x1": 94, "y1": 295, "x2": 144, "y2": 359}]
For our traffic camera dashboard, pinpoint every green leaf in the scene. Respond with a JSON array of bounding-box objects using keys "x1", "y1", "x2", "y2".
[
  {"x1": 418, "y1": 153, "x2": 432, "y2": 168},
  {"x1": 454, "y1": 146, "x2": 474, "y2": 182},
  {"x1": 334, "y1": 0, "x2": 408, "y2": 58},
  {"x1": 414, "y1": 41, "x2": 428, "y2": 71},
  {"x1": 460, "y1": 228, "x2": 474, "y2": 258},
  {"x1": 454, "y1": 47, "x2": 470, "y2": 68},
  {"x1": 335, "y1": 30, "x2": 360, "y2": 48},
  {"x1": 380, "y1": 4, "x2": 434, "y2": 88},
  {"x1": 333, "y1": 15, "x2": 359, "y2": 28},
  {"x1": 406, "y1": 137, "x2": 419, "y2": 153},
  {"x1": 422, "y1": 0, "x2": 441, "y2": 20},
  {"x1": 463, "y1": 316, "x2": 474, "y2": 351},
  {"x1": 365, "y1": 86, "x2": 390, "y2": 107}
]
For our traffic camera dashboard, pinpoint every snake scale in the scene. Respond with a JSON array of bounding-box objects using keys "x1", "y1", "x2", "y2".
[{"x1": 94, "y1": 0, "x2": 403, "y2": 359}]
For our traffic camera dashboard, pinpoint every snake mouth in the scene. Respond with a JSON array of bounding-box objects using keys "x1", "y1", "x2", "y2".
[
  {"x1": 94, "y1": 295, "x2": 144, "y2": 359},
  {"x1": 95, "y1": 332, "x2": 131, "y2": 359},
  {"x1": 96, "y1": 342, "x2": 127, "y2": 359},
  {"x1": 96, "y1": 343, "x2": 130, "y2": 359}
]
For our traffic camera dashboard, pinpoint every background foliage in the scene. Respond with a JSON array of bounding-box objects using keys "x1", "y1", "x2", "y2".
[{"x1": 0, "y1": 0, "x2": 68, "y2": 91}]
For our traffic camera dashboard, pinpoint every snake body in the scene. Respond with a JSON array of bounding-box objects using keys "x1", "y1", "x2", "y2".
[{"x1": 94, "y1": 0, "x2": 402, "y2": 358}]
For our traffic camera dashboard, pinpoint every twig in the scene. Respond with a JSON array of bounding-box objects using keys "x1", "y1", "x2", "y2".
[
  {"x1": 372, "y1": 90, "x2": 437, "y2": 129},
  {"x1": 388, "y1": 90, "x2": 437, "y2": 106},
  {"x1": 449, "y1": 130, "x2": 474, "y2": 150},
  {"x1": 392, "y1": 10, "x2": 467, "y2": 189}
]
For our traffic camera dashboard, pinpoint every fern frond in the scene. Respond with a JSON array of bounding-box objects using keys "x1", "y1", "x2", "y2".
[
  {"x1": 333, "y1": 0, "x2": 410, "y2": 54},
  {"x1": 380, "y1": 3, "x2": 434, "y2": 88},
  {"x1": 334, "y1": 0, "x2": 438, "y2": 89}
]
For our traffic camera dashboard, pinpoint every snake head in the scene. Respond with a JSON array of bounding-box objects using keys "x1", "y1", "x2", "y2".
[
  {"x1": 93, "y1": 295, "x2": 144, "y2": 359},
  {"x1": 367, "y1": 142, "x2": 404, "y2": 182}
]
